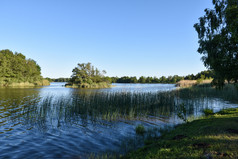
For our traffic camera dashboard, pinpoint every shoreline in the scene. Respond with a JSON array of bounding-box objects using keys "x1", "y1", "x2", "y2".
[
  {"x1": 65, "y1": 82, "x2": 112, "y2": 89},
  {"x1": 0, "y1": 80, "x2": 50, "y2": 88},
  {"x1": 123, "y1": 107, "x2": 238, "y2": 159}
]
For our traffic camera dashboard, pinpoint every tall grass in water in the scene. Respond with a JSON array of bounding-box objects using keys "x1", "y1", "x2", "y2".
[
  {"x1": 21, "y1": 84, "x2": 238, "y2": 129},
  {"x1": 69, "y1": 91, "x2": 177, "y2": 121},
  {"x1": 21, "y1": 91, "x2": 178, "y2": 130}
]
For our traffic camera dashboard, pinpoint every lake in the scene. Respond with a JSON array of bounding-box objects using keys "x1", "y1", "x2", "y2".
[{"x1": 0, "y1": 82, "x2": 238, "y2": 158}]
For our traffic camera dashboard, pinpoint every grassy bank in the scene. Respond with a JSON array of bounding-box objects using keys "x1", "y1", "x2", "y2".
[
  {"x1": 176, "y1": 79, "x2": 212, "y2": 88},
  {"x1": 0, "y1": 79, "x2": 50, "y2": 87},
  {"x1": 124, "y1": 108, "x2": 238, "y2": 159},
  {"x1": 65, "y1": 82, "x2": 112, "y2": 88}
]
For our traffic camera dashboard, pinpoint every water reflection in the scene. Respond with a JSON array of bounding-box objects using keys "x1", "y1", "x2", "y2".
[
  {"x1": 16, "y1": 84, "x2": 238, "y2": 135},
  {"x1": 0, "y1": 88, "x2": 40, "y2": 134},
  {"x1": 0, "y1": 83, "x2": 238, "y2": 158}
]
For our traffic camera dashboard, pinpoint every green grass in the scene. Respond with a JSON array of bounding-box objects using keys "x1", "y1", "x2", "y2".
[
  {"x1": 202, "y1": 108, "x2": 214, "y2": 116},
  {"x1": 135, "y1": 124, "x2": 146, "y2": 135},
  {"x1": 123, "y1": 108, "x2": 238, "y2": 159},
  {"x1": 0, "y1": 79, "x2": 50, "y2": 87}
]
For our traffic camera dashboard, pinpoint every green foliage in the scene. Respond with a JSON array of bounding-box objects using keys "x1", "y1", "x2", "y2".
[
  {"x1": 124, "y1": 108, "x2": 238, "y2": 159},
  {"x1": 177, "y1": 103, "x2": 188, "y2": 123},
  {"x1": 217, "y1": 108, "x2": 238, "y2": 115},
  {"x1": 116, "y1": 76, "x2": 138, "y2": 83},
  {"x1": 110, "y1": 70, "x2": 214, "y2": 84},
  {"x1": 194, "y1": 0, "x2": 238, "y2": 87},
  {"x1": 44, "y1": 77, "x2": 53, "y2": 82},
  {"x1": 69, "y1": 62, "x2": 110, "y2": 87},
  {"x1": 0, "y1": 49, "x2": 45, "y2": 86},
  {"x1": 196, "y1": 78, "x2": 203, "y2": 84},
  {"x1": 112, "y1": 75, "x2": 184, "y2": 84},
  {"x1": 66, "y1": 82, "x2": 111, "y2": 88},
  {"x1": 135, "y1": 124, "x2": 146, "y2": 135},
  {"x1": 196, "y1": 74, "x2": 205, "y2": 84},
  {"x1": 203, "y1": 108, "x2": 214, "y2": 116},
  {"x1": 184, "y1": 70, "x2": 214, "y2": 80},
  {"x1": 50, "y1": 78, "x2": 70, "y2": 82}
]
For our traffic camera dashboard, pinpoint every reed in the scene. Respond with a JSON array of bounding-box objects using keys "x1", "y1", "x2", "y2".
[
  {"x1": 17, "y1": 84, "x2": 238, "y2": 129},
  {"x1": 176, "y1": 79, "x2": 212, "y2": 88}
]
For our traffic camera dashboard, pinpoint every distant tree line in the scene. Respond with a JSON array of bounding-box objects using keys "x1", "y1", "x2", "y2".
[
  {"x1": 109, "y1": 70, "x2": 214, "y2": 84},
  {"x1": 110, "y1": 75, "x2": 184, "y2": 84},
  {"x1": 46, "y1": 78, "x2": 71, "y2": 82},
  {"x1": 184, "y1": 70, "x2": 214, "y2": 80},
  {"x1": 0, "y1": 49, "x2": 47, "y2": 86},
  {"x1": 50, "y1": 70, "x2": 214, "y2": 84}
]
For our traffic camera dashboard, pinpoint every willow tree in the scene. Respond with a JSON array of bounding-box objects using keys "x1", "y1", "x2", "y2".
[{"x1": 194, "y1": 0, "x2": 238, "y2": 86}]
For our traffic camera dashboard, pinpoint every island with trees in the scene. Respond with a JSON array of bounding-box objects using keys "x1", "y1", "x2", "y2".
[
  {"x1": 65, "y1": 62, "x2": 112, "y2": 88},
  {"x1": 0, "y1": 49, "x2": 49, "y2": 87}
]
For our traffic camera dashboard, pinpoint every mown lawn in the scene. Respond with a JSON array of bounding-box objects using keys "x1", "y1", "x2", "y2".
[{"x1": 123, "y1": 108, "x2": 238, "y2": 159}]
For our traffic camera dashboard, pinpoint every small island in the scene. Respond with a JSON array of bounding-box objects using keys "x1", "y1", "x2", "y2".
[
  {"x1": 65, "y1": 62, "x2": 112, "y2": 88},
  {"x1": 0, "y1": 49, "x2": 49, "y2": 87}
]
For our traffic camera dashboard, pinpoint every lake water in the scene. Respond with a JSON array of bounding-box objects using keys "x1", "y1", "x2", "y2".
[{"x1": 0, "y1": 82, "x2": 237, "y2": 158}]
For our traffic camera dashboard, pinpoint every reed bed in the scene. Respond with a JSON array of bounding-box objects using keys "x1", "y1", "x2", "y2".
[{"x1": 6, "y1": 84, "x2": 237, "y2": 130}]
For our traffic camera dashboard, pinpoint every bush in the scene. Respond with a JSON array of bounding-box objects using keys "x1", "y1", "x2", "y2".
[
  {"x1": 202, "y1": 108, "x2": 214, "y2": 116},
  {"x1": 135, "y1": 124, "x2": 145, "y2": 135},
  {"x1": 217, "y1": 108, "x2": 237, "y2": 115},
  {"x1": 196, "y1": 78, "x2": 203, "y2": 84}
]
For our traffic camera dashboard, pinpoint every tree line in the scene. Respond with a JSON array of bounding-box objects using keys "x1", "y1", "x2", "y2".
[
  {"x1": 0, "y1": 48, "x2": 215, "y2": 86},
  {"x1": 46, "y1": 78, "x2": 71, "y2": 82},
  {"x1": 109, "y1": 70, "x2": 214, "y2": 84},
  {"x1": 49, "y1": 70, "x2": 214, "y2": 84},
  {"x1": 0, "y1": 49, "x2": 47, "y2": 86}
]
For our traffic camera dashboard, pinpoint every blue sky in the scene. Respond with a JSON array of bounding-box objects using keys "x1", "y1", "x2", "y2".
[{"x1": 0, "y1": 0, "x2": 213, "y2": 78}]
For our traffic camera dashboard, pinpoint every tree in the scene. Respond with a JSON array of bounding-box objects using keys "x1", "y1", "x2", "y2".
[
  {"x1": 70, "y1": 62, "x2": 107, "y2": 84},
  {"x1": 160, "y1": 76, "x2": 167, "y2": 83},
  {"x1": 0, "y1": 49, "x2": 44, "y2": 86},
  {"x1": 194, "y1": 0, "x2": 238, "y2": 86},
  {"x1": 138, "y1": 76, "x2": 146, "y2": 83}
]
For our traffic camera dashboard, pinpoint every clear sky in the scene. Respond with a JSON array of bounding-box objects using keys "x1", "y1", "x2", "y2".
[{"x1": 0, "y1": 0, "x2": 213, "y2": 78}]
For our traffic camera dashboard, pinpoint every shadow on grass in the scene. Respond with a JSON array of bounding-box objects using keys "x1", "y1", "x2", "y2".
[{"x1": 123, "y1": 108, "x2": 238, "y2": 159}]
